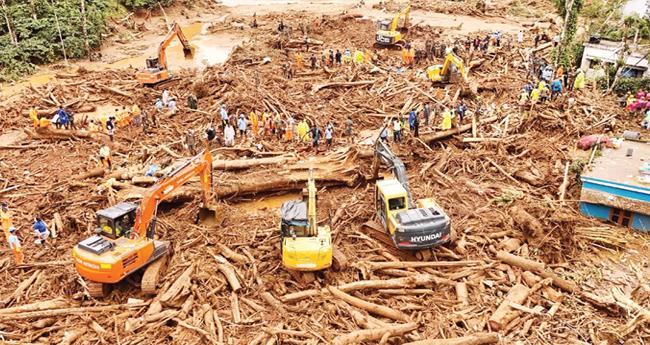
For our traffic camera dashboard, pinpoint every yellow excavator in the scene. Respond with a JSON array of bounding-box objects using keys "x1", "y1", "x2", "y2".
[
  {"x1": 427, "y1": 51, "x2": 468, "y2": 84},
  {"x1": 375, "y1": 2, "x2": 411, "y2": 47},
  {"x1": 280, "y1": 170, "x2": 333, "y2": 271},
  {"x1": 372, "y1": 139, "x2": 452, "y2": 250},
  {"x1": 136, "y1": 23, "x2": 193, "y2": 86}
]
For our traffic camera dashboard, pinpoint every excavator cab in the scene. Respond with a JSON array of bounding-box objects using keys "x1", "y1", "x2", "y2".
[
  {"x1": 145, "y1": 57, "x2": 161, "y2": 71},
  {"x1": 96, "y1": 202, "x2": 138, "y2": 239}
]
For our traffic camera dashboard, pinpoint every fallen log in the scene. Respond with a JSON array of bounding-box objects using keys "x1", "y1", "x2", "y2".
[
  {"x1": 488, "y1": 284, "x2": 530, "y2": 330},
  {"x1": 213, "y1": 256, "x2": 242, "y2": 292},
  {"x1": 0, "y1": 302, "x2": 147, "y2": 320},
  {"x1": 97, "y1": 83, "x2": 133, "y2": 98},
  {"x1": 72, "y1": 167, "x2": 105, "y2": 180},
  {"x1": 0, "y1": 298, "x2": 69, "y2": 315},
  {"x1": 421, "y1": 116, "x2": 498, "y2": 144},
  {"x1": 331, "y1": 322, "x2": 418, "y2": 345},
  {"x1": 404, "y1": 332, "x2": 499, "y2": 345},
  {"x1": 327, "y1": 286, "x2": 409, "y2": 322},
  {"x1": 496, "y1": 251, "x2": 578, "y2": 293},
  {"x1": 213, "y1": 155, "x2": 297, "y2": 170},
  {"x1": 362, "y1": 260, "x2": 481, "y2": 270},
  {"x1": 312, "y1": 79, "x2": 376, "y2": 93},
  {"x1": 160, "y1": 264, "x2": 194, "y2": 307},
  {"x1": 282, "y1": 274, "x2": 452, "y2": 303}
]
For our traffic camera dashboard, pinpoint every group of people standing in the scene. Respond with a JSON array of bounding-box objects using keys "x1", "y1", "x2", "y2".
[{"x1": 202, "y1": 104, "x2": 351, "y2": 151}]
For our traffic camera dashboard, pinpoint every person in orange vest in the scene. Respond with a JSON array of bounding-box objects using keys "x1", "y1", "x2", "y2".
[
  {"x1": 295, "y1": 52, "x2": 303, "y2": 70},
  {"x1": 1, "y1": 202, "x2": 13, "y2": 242},
  {"x1": 285, "y1": 115, "x2": 295, "y2": 141},
  {"x1": 7, "y1": 227, "x2": 23, "y2": 265},
  {"x1": 408, "y1": 46, "x2": 416, "y2": 66},
  {"x1": 401, "y1": 47, "x2": 408, "y2": 66}
]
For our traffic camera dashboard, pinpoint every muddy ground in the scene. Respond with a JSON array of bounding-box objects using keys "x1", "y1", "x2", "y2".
[{"x1": 0, "y1": 1, "x2": 649, "y2": 344}]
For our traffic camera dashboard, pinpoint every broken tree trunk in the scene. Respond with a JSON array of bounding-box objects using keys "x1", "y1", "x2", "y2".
[
  {"x1": 160, "y1": 264, "x2": 194, "y2": 307},
  {"x1": 212, "y1": 155, "x2": 296, "y2": 170},
  {"x1": 496, "y1": 251, "x2": 578, "y2": 293},
  {"x1": 331, "y1": 322, "x2": 418, "y2": 345},
  {"x1": 509, "y1": 206, "x2": 543, "y2": 238},
  {"x1": 488, "y1": 284, "x2": 530, "y2": 330},
  {"x1": 327, "y1": 286, "x2": 409, "y2": 322},
  {"x1": 213, "y1": 255, "x2": 242, "y2": 292},
  {"x1": 404, "y1": 332, "x2": 499, "y2": 345},
  {"x1": 421, "y1": 116, "x2": 498, "y2": 144},
  {"x1": 72, "y1": 167, "x2": 105, "y2": 180},
  {"x1": 0, "y1": 302, "x2": 147, "y2": 321},
  {"x1": 312, "y1": 79, "x2": 376, "y2": 93}
]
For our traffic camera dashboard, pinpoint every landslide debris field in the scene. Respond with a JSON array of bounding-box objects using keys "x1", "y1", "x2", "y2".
[{"x1": 0, "y1": 4, "x2": 649, "y2": 345}]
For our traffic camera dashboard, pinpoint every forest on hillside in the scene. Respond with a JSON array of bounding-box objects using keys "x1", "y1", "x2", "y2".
[{"x1": 0, "y1": 0, "x2": 174, "y2": 81}]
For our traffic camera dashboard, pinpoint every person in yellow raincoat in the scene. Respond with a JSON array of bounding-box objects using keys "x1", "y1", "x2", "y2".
[
  {"x1": 29, "y1": 108, "x2": 50, "y2": 128},
  {"x1": 402, "y1": 47, "x2": 408, "y2": 66},
  {"x1": 353, "y1": 50, "x2": 364, "y2": 64},
  {"x1": 131, "y1": 104, "x2": 141, "y2": 124},
  {"x1": 250, "y1": 111, "x2": 259, "y2": 136},
  {"x1": 538, "y1": 80, "x2": 546, "y2": 91},
  {"x1": 364, "y1": 49, "x2": 373, "y2": 65},
  {"x1": 573, "y1": 68, "x2": 585, "y2": 90},
  {"x1": 1, "y1": 203, "x2": 13, "y2": 242},
  {"x1": 87, "y1": 120, "x2": 99, "y2": 133},
  {"x1": 297, "y1": 119, "x2": 310, "y2": 142},
  {"x1": 408, "y1": 46, "x2": 415, "y2": 66},
  {"x1": 441, "y1": 109, "x2": 454, "y2": 130}
]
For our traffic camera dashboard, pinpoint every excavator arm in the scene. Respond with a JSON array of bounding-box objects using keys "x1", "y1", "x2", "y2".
[
  {"x1": 372, "y1": 139, "x2": 414, "y2": 206},
  {"x1": 306, "y1": 170, "x2": 318, "y2": 237},
  {"x1": 157, "y1": 23, "x2": 192, "y2": 70},
  {"x1": 389, "y1": 2, "x2": 411, "y2": 32},
  {"x1": 439, "y1": 52, "x2": 468, "y2": 82},
  {"x1": 133, "y1": 149, "x2": 213, "y2": 239}
]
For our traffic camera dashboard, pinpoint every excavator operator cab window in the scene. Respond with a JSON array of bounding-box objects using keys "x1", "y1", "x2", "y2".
[
  {"x1": 388, "y1": 197, "x2": 406, "y2": 211},
  {"x1": 96, "y1": 202, "x2": 139, "y2": 240},
  {"x1": 146, "y1": 57, "x2": 160, "y2": 70},
  {"x1": 281, "y1": 220, "x2": 308, "y2": 238},
  {"x1": 377, "y1": 20, "x2": 391, "y2": 31}
]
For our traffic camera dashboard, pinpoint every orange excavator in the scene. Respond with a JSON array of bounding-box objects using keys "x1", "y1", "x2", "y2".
[
  {"x1": 72, "y1": 149, "x2": 217, "y2": 297},
  {"x1": 135, "y1": 22, "x2": 193, "y2": 86}
]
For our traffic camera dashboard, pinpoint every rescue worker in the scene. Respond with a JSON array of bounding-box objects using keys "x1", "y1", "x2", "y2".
[
  {"x1": 187, "y1": 94, "x2": 198, "y2": 110},
  {"x1": 220, "y1": 105, "x2": 229, "y2": 128},
  {"x1": 325, "y1": 122, "x2": 333, "y2": 149},
  {"x1": 530, "y1": 86, "x2": 541, "y2": 110},
  {"x1": 7, "y1": 227, "x2": 22, "y2": 265},
  {"x1": 106, "y1": 117, "x2": 115, "y2": 142},
  {"x1": 33, "y1": 217, "x2": 50, "y2": 245},
  {"x1": 345, "y1": 115, "x2": 353, "y2": 143},
  {"x1": 88, "y1": 120, "x2": 99, "y2": 133},
  {"x1": 311, "y1": 124, "x2": 323, "y2": 149},
  {"x1": 185, "y1": 129, "x2": 196, "y2": 155},
  {"x1": 1, "y1": 202, "x2": 13, "y2": 242},
  {"x1": 155, "y1": 98, "x2": 164, "y2": 113},
  {"x1": 237, "y1": 114, "x2": 248, "y2": 139},
  {"x1": 335, "y1": 49, "x2": 342, "y2": 65},
  {"x1": 168, "y1": 98, "x2": 177, "y2": 116},
  {"x1": 295, "y1": 52, "x2": 303, "y2": 70},
  {"x1": 423, "y1": 103, "x2": 431, "y2": 126},
  {"x1": 29, "y1": 107, "x2": 49, "y2": 129},
  {"x1": 310, "y1": 54, "x2": 317, "y2": 69},
  {"x1": 518, "y1": 88, "x2": 529, "y2": 110},
  {"x1": 224, "y1": 124, "x2": 235, "y2": 147},
  {"x1": 273, "y1": 113, "x2": 282, "y2": 139},
  {"x1": 162, "y1": 89, "x2": 170, "y2": 106},
  {"x1": 297, "y1": 119, "x2": 310, "y2": 142},
  {"x1": 573, "y1": 68, "x2": 585, "y2": 91},
  {"x1": 99, "y1": 145, "x2": 112, "y2": 170},
  {"x1": 441, "y1": 109, "x2": 454, "y2": 130},
  {"x1": 250, "y1": 111, "x2": 259, "y2": 137},
  {"x1": 380, "y1": 125, "x2": 388, "y2": 142},
  {"x1": 353, "y1": 50, "x2": 364, "y2": 64},
  {"x1": 285, "y1": 115, "x2": 295, "y2": 141},
  {"x1": 131, "y1": 104, "x2": 142, "y2": 125},
  {"x1": 343, "y1": 48, "x2": 352, "y2": 64},
  {"x1": 364, "y1": 49, "x2": 373, "y2": 65},
  {"x1": 393, "y1": 118, "x2": 402, "y2": 143},
  {"x1": 413, "y1": 112, "x2": 420, "y2": 137},
  {"x1": 551, "y1": 79, "x2": 563, "y2": 100}
]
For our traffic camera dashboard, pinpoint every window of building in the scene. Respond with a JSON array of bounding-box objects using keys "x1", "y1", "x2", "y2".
[{"x1": 610, "y1": 208, "x2": 633, "y2": 227}]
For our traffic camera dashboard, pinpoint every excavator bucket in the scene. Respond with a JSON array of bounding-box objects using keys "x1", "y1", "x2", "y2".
[{"x1": 198, "y1": 205, "x2": 219, "y2": 225}]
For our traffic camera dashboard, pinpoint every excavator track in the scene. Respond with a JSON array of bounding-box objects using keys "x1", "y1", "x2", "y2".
[
  {"x1": 361, "y1": 220, "x2": 420, "y2": 261},
  {"x1": 87, "y1": 281, "x2": 110, "y2": 298},
  {"x1": 141, "y1": 254, "x2": 169, "y2": 295}
]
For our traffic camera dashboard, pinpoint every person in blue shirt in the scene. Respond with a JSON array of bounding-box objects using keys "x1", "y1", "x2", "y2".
[
  {"x1": 33, "y1": 217, "x2": 50, "y2": 245},
  {"x1": 408, "y1": 110, "x2": 416, "y2": 131},
  {"x1": 551, "y1": 78, "x2": 563, "y2": 100}
]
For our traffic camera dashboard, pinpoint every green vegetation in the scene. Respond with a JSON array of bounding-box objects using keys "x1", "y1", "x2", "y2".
[
  {"x1": 583, "y1": 0, "x2": 650, "y2": 42},
  {"x1": 120, "y1": 0, "x2": 172, "y2": 9},
  {"x1": 0, "y1": 0, "x2": 116, "y2": 81},
  {"x1": 0, "y1": 0, "x2": 175, "y2": 82},
  {"x1": 553, "y1": 0, "x2": 584, "y2": 68}
]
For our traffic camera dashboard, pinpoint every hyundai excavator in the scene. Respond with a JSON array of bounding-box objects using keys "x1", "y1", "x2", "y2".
[
  {"x1": 72, "y1": 149, "x2": 217, "y2": 297},
  {"x1": 368, "y1": 139, "x2": 452, "y2": 254},
  {"x1": 280, "y1": 170, "x2": 333, "y2": 272},
  {"x1": 427, "y1": 51, "x2": 468, "y2": 84},
  {"x1": 375, "y1": 2, "x2": 411, "y2": 47},
  {"x1": 136, "y1": 23, "x2": 193, "y2": 86}
]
